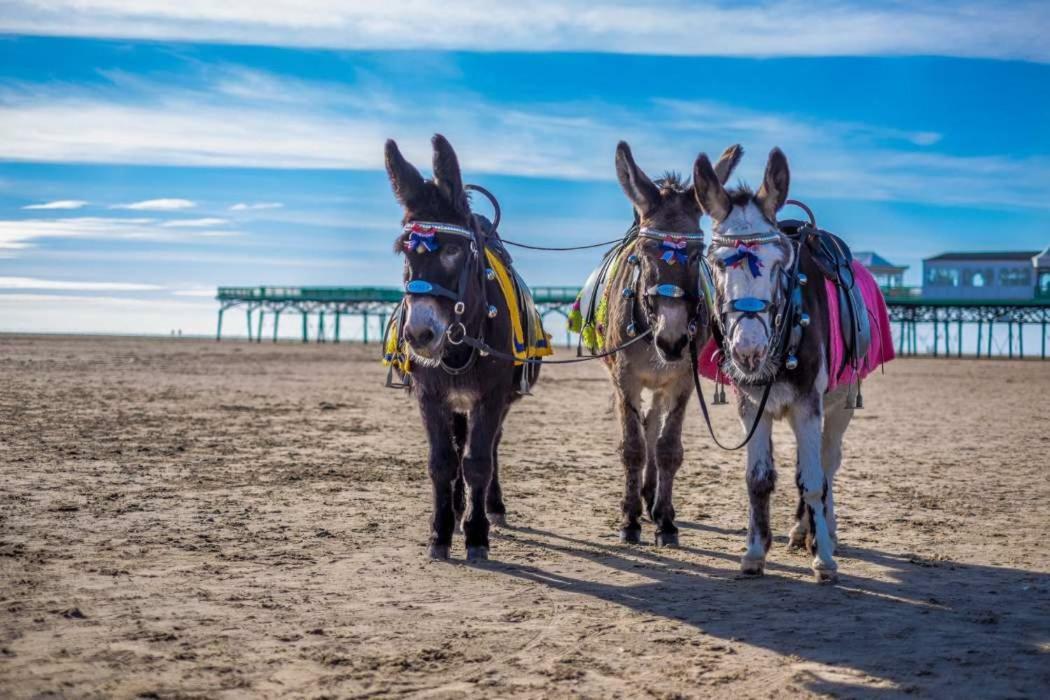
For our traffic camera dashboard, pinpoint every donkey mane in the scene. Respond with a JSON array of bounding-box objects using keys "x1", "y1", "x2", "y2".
[
  {"x1": 725, "y1": 183, "x2": 756, "y2": 207},
  {"x1": 655, "y1": 171, "x2": 690, "y2": 193}
]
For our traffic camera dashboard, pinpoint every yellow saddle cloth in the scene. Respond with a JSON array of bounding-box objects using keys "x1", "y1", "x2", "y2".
[{"x1": 384, "y1": 248, "x2": 553, "y2": 374}]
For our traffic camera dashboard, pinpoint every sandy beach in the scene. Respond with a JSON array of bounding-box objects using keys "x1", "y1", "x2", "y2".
[{"x1": 1, "y1": 334, "x2": 1048, "y2": 698}]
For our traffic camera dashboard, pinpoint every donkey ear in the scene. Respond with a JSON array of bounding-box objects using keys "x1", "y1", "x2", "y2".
[
  {"x1": 615, "y1": 141, "x2": 660, "y2": 216},
  {"x1": 692, "y1": 153, "x2": 731, "y2": 222},
  {"x1": 384, "y1": 139, "x2": 425, "y2": 208},
  {"x1": 713, "y1": 143, "x2": 744, "y2": 185},
  {"x1": 756, "y1": 147, "x2": 790, "y2": 222},
  {"x1": 431, "y1": 133, "x2": 469, "y2": 216}
]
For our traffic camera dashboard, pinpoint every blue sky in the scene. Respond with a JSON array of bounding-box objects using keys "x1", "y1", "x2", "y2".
[{"x1": 0, "y1": 1, "x2": 1048, "y2": 336}]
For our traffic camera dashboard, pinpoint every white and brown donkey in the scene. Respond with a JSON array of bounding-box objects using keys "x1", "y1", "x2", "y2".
[{"x1": 694, "y1": 146, "x2": 854, "y2": 583}]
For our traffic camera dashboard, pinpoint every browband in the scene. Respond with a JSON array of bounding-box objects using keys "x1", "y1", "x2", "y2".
[
  {"x1": 639, "y1": 226, "x2": 705, "y2": 241},
  {"x1": 710, "y1": 230, "x2": 781, "y2": 245},
  {"x1": 402, "y1": 221, "x2": 475, "y2": 238}
]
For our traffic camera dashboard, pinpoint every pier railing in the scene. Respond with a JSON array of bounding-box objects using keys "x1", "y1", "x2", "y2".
[{"x1": 215, "y1": 286, "x2": 1050, "y2": 359}]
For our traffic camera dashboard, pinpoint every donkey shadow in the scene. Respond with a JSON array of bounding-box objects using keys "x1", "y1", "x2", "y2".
[{"x1": 489, "y1": 523, "x2": 1050, "y2": 698}]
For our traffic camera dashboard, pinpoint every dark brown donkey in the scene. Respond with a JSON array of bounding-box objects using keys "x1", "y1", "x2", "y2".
[
  {"x1": 597, "y1": 142, "x2": 725, "y2": 546},
  {"x1": 384, "y1": 134, "x2": 540, "y2": 561}
]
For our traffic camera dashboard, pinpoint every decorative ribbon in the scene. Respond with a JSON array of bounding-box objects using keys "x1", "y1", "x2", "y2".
[
  {"x1": 404, "y1": 223, "x2": 439, "y2": 253},
  {"x1": 660, "y1": 236, "x2": 688, "y2": 265},
  {"x1": 724, "y1": 241, "x2": 764, "y2": 277}
]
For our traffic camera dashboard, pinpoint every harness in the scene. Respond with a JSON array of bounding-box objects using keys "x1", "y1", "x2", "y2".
[
  {"x1": 689, "y1": 225, "x2": 806, "y2": 450},
  {"x1": 572, "y1": 226, "x2": 713, "y2": 357},
  {"x1": 690, "y1": 200, "x2": 869, "y2": 450},
  {"x1": 621, "y1": 227, "x2": 709, "y2": 346}
]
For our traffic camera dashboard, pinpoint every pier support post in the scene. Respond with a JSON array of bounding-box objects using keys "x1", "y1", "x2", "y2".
[
  {"x1": 334, "y1": 312, "x2": 341, "y2": 343},
  {"x1": 273, "y1": 311, "x2": 281, "y2": 343},
  {"x1": 246, "y1": 309, "x2": 253, "y2": 342},
  {"x1": 976, "y1": 320, "x2": 982, "y2": 359},
  {"x1": 257, "y1": 310, "x2": 264, "y2": 344},
  {"x1": 363, "y1": 312, "x2": 369, "y2": 344},
  {"x1": 1008, "y1": 321, "x2": 1014, "y2": 359},
  {"x1": 302, "y1": 312, "x2": 308, "y2": 343},
  {"x1": 216, "y1": 307, "x2": 224, "y2": 342},
  {"x1": 318, "y1": 311, "x2": 325, "y2": 343},
  {"x1": 988, "y1": 321, "x2": 994, "y2": 357}
]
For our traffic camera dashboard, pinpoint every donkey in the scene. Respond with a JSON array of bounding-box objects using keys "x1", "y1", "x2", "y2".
[
  {"x1": 384, "y1": 134, "x2": 540, "y2": 561},
  {"x1": 598, "y1": 142, "x2": 727, "y2": 547},
  {"x1": 693, "y1": 146, "x2": 852, "y2": 583}
]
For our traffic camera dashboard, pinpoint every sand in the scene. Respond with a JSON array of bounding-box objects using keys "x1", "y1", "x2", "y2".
[{"x1": 1, "y1": 334, "x2": 1048, "y2": 699}]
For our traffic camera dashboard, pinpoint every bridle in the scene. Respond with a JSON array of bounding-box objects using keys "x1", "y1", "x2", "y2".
[
  {"x1": 622, "y1": 226, "x2": 710, "y2": 346},
  {"x1": 688, "y1": 222, "x2": 810, "y2": 451},
  {"x1": 385, "y1": 185, "x2": 498, "y2": 384},
  {"x1": 708, "y1": 228, "x2": 806, "y2": 378}
]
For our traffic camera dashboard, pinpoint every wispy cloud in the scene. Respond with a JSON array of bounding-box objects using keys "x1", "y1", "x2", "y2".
[
  {"x1": 0, "y1": 216, "x2": 237, "y2": 251},
  {"x1": 0, "y1": 68, "x2": 1045, "y2": 210},
  {"x1": 111, "y1": 198, "x2": 195, "y2": 211},
  {"x1": 0, "y1": 1, "x2": 1046, "y2": 62},
  {"x1": 230, "y1": 202, "x2": 283, "y2": 211},
  {"x1": 0, "y1": 276, "x2": 162, "y2": 291},
  {"x1": 171, "y1": 287, "x2": 217, "y2": 297},
  {"x1": 160, "y1": 217, "x2": 228, "y2": 228},
  {"x1": 22, "y1": 199, "x2": 89, "y2": 210}
]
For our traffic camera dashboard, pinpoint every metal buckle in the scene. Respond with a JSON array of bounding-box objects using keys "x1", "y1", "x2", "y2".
[
  {"x1": 453, "y1": 301, "x2": 466, "y2": 315},
  {"x1": 446, "y1": 322, "x2": 467, "y2": 345}
]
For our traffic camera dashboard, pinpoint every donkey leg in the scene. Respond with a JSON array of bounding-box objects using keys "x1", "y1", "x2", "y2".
[
  {"x1": 788, "y1": 394, "x2": 838, "y2": 583},
  {"x1": 452, "y1": 412, "x2": 467, "y2": 533},
  {"x1": 420, "y1": 397, "x2": 458, "y2": 560},
  {"x1": 740, "y1": 400, "x2": 776, "y2": 576},
  {"x1": 820, "y1": 387, "x2": 853, "y2": 551},
  {"x1": 652, "y1": 387, "x2": 689, "y2": 547},
  {"x1": 641, "y1": 396, "x2": 664, "y2": 520},
  {"x1": 616, "y1": 383, "x2": 646, "y2": 544},
  {"x1": 462, "y1": 393, "x2": 505, "y2": 561},
  {"x1": 486, "y1": 416, "x2": 508, "y2": 527}
]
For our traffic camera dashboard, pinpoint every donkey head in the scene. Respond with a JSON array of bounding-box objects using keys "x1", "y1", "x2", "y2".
[
  {"x1": 385, "y1": 134, "x2": 474, "y2": 361},
  {"x1": 694, "y1": 146, "x2": 794, "y2": 378},
  {"x1": 615, "y1": 141, "x2": 706, "y2": 363}
]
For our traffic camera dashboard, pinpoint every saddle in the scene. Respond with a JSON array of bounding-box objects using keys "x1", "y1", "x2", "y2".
[{"x1": 779, "y1": 220, "x2": 872, "y2": 376}]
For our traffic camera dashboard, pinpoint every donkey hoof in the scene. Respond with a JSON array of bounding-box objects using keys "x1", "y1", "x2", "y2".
[
  {"x1": 740, "y1": 556, "x2": 765, "y2": 576},
  {"x1": 813, "y1": 567, "x2": 838, "y2": 584},
  {"x1": 654, "y1": 531, "x2": 679, "y2": 548},
  {"x1": 428, "y1": 543, "x2": 451, "y2": 560},
  {"x1": 487, "y1": 512, "x2": 507, "y2": 528},
  {"x1": 619, "y1": 527, "x2": 642, "y2": 545},
  {"x1": 466, "y1": 546, "x2": 489, "y2": 561}
]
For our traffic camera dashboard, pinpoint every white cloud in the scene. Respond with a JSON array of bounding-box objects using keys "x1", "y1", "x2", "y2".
[
  {"x1": 230, "y1": 202, "x2": 283, "y2": 211},
  {"x1": 172, "y1": 287, "x2": 217, "y2": 297},
  {"x1": 0, "y1": 216, "x2": 238, "y2": 251},
  {"x1": 160, "y1": 217, "x2": 228, "y2": 227},
  {"x1": 111, "y1": 198, "x2": 196, "y2": 211},
  {"x1": 22, "y1": 199, "x2": 89, "y2": 210},
  {"x1": 0, "y1": 1, "x2": 1046, "y2": 62},
  {"x1": 0, "y1": 69, "x2": 1045, "y2": 210},
  {"x1": 0, "y1": 276, "x2": 162, "y2": 291}
]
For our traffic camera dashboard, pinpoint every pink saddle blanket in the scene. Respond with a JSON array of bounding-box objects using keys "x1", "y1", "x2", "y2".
[{"x1": 698, "y1": 261, "x2": 894, "y2": 392}]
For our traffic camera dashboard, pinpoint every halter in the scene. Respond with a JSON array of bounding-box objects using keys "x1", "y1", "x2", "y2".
[
  {"x1": 622, "y1": 226, "x2": 709, "y2": 343},
  {"x1": 709, "y1": 228, "x2": 805, "y2": 377}
]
